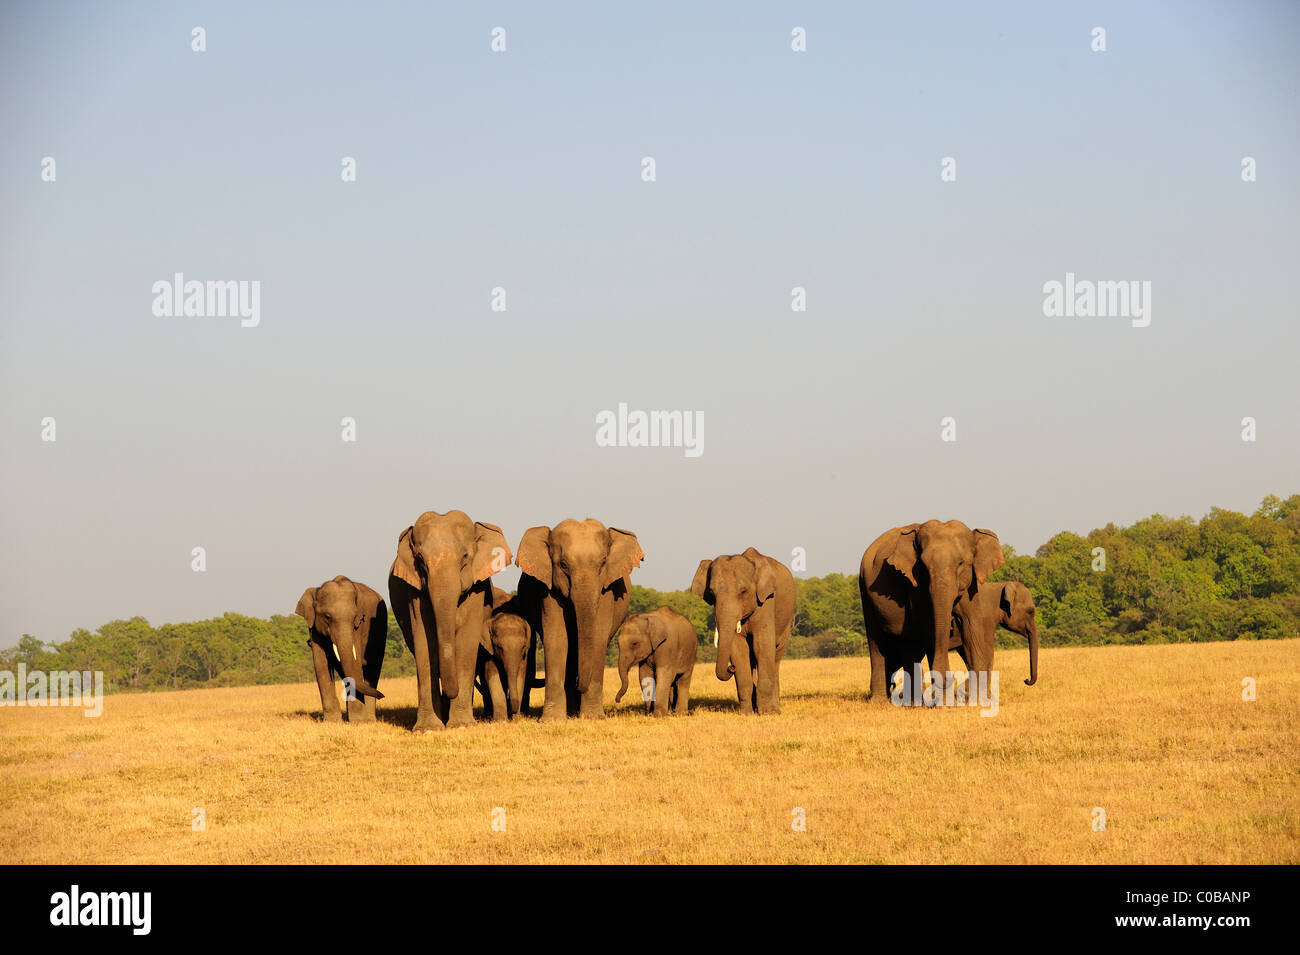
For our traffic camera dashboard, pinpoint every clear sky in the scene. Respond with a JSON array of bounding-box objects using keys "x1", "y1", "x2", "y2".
[{"x1": 2, "y1": 1, "x2": 1297, "y2": 645}]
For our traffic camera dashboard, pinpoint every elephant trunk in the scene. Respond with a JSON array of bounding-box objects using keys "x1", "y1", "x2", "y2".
[
  {"x1": 714, "y1": 600, "x2": 740, "y2": 681},
  {"x1": 1025, "y1": 619, "x2": 1039, "y2": 686},
  {"x1": 332, "y1": 633, "x2": 383, "y2": 700},
  {"x1": 573, "y1": 579, "x2": 603, "y2": 694},
  {"x1": 615, "y1": 645, "x2": 633, "y2": 702},
  {"x1": 930, "y1": 583, "x2": 958, "y2": 679},
  {"x1": 429, "y1": 575, "x2": 461, "y2": 700},
  {"x1": 507, "y1": 656, "x2": 525, "y2": 716}
]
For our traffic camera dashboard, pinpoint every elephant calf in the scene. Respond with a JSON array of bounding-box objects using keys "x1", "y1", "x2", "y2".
[
  {"x1": 477, "y1": 587, "x2": 541, "y2": 721},
  {"x1": 952, "y1": 580, "x2": 1039, "y2": 687},
  {"x1": 615, "y1": 607, "x2": 698, "y2": 716},
  {"x1": 295, "y1": 576, "x2": 387, "y2": 723}
]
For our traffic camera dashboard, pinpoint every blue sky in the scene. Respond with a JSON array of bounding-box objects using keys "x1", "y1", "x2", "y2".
[{"x1": 2, "y1": 1, "x2": 1297, "y2": 643}]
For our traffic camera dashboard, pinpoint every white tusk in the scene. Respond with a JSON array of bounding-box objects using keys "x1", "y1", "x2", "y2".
[
  {"x1": 331, "y1": 643, "x2": 340, "y2": 661},
  {"x1": 351, "y1": 645, "x2": 357, "y2": 660},
  {"x1": 712, "y1": 628, "x2": 719, "y2": 647},
  {"x1": 735, "y1": 619, "x2": 743, "y2": 634}
]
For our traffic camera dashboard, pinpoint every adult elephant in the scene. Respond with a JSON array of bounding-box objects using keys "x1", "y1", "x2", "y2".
[
  {"x1": 388, "y1": 511, "x2": 512, "y2": 731},
  {"x1": 859, "y1": 520, "x2": 1005, "y2": 704},
  {"x1": 951, "y1": 580, "x2": 1039, "y2": 688},
  {"x1": 689, "y1": 548, "x2": 795, "y2": 715},
  {"x1": 295, "y1": 575, "x2": 387, "y2": 723},
  {"x1": 515, "y1": 519, "x2": 643, "y2": 721}
]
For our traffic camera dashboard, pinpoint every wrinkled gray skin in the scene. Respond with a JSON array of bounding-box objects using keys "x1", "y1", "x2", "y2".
[
  {"x1": 515, "y1": 519, "x2": 643, "y2": 721},
  {"x1": 388, "y1": 510, "x2": 512, "y2": 732},
  {"x1": 690, "y1": 548, "x2": 795, "y2": 715},
  {"x1": 858, "y1": 520, "x2": 1005, "y2": 704},
  {"x1": 951, "y1": 580, "x2": 1039, "y2": 687},
  {"x1": 615, "y1": 607, "x2": 698, "y2": 716},
  {"x1": 477, "y1": 586, "x2": 541, "y2": 721},
  {"x1": 295, "y1": 576, "x2": 387, "y2": 723}
]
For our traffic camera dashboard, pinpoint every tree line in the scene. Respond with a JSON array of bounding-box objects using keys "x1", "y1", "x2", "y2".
[{"x1": 4, "y1": 494, "x2": 1297, "y2": 693}]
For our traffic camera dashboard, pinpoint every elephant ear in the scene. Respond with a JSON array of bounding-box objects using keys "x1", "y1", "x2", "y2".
[
  {"x1": 689, "y1": 560, "x2": 713, "y2": 602},
  {"x1": 1005, "y1": 582, "x2": 1033, "y2": 618},
  {"x1": 351, "y1": 581, "x2": 385, "y2": 631},
  {"x1": 604, "y1": 527, "x2": 644, "y2": 588},
  {"x1": 972, "y1": 528, "x2": 1005, "y2": 585},
  {"x1": 470, "y1": 522, "x2": 513, "y2": 584},
  {"x1": 885, "y1": 527, "x2": 919, "y2": 586},
  {"x1": 644, "y1": 614, "x2": 668, "y2": 651},
  {"x1": 294, "y1": 587, "x2": 317, "y2": 630},
  {"x1": 389, "y1": 526, "x2": 421, "y2": 589},
  {"x1": 516, "y1": 526, "x2": 553, "y2": 589},
  {"x1": 743, "y1": 548, "x2": 778, "y2": 604},
  {"x1": 998, "y1": 583, "x2": 1018, "y2": 620}
]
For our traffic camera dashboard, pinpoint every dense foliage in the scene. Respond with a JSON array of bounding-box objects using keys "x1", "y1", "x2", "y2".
[{"x1": 4, "y1": 496, "x2": 1296, "y2": 693}]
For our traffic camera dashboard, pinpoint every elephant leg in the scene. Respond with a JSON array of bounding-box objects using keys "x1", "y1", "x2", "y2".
[
  {"x1": 652, "y1": 662, "x2": 673, "y2": 717},
  {"x1": 539, "y1": 595, "x2": 569, "y2": 723},
  {"x1": 866, "y1": 628, "x2": 890, "y2": 703},
  {"x1": 521, "y1": 633, "x2": 538, "y2": 718},
  {"x1": 774, "y1": 629, "x2": 787, "y2": 703},
  {"x1": 732, "y1": 641, "x2": 756, "y2": 715},
  {"x1": 928, "y1": 638, "x2": 954, "y2": 706},
  {"x1": 961, "y1": 619, "x2": 994, "y2": 701},
  {"x1": 753, "y1": 616, "x2": 780, "y2": 716},
  {"x1": 896, "y1": 639, "x2": 927, "y2": 706},
  {"x1": 578, "y1": 596, "x2": 614, "y2": 720},
  {"x1": 310, "y1": 640, "x2": 342, "y2": 723},
  {"x1": 639, "y1": 662, "x2": 655, "y2": 715},
  {"x1": 475, "y1": 653, "x2": 493, "y2": 721},
  {"x1": 407, "y1": 593, "x2": 443, "y2": 731},
  {"x1": 444, "y1": 633, "x2": 480, "y2": 729},
  {"x1": 674, "y1": 668, "x2": 692, "y2": 715}
]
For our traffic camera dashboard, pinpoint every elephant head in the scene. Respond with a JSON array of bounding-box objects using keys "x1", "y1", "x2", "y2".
[
  {"x1": 295, "y1": 576, "x2": 385, "y2": 700},
  {"x1": 488, "y1": 590, "x2": 532, "y2": 717},
  {"x1": 614, "y1": 613, "x2": 662, "y2": 706},
  {"x1": 690, "y1": 547, "x2": 777, "y2": 681},
  {"x1": 882, "y1": 520, "x2": 1004, "y2": 677},
  {"x1": 998, "y1": 581, "x2": 1039, "y2": 686},
  {"x1": 389, "y1": 510, "x2": 512, "y2": 700},
  {"x1": 516, "y1": 519, "x2": 643, "y2": 693}
]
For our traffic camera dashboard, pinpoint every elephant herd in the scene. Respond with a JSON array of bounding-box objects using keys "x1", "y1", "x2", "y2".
[{"x1": 294, "y1": 512, "x2": 1039, "y2": 730}]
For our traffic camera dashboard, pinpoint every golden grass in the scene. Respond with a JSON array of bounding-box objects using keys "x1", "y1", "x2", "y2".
[{"x1": 2, "y1": 640, "x2": 1297, "y2": 864}]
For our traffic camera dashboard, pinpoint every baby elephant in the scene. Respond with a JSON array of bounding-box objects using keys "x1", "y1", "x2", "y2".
[
  {"x1": 952, "y1": 580, "x2": 1039, "y2": 687},
  {"x1": 295, "y1": 576, "x2": 387, "y2": 723},
  {"x1": 477, "y1": 587, "x2": 540, "y2": 721},
  {"x1": 615, "y1": 607, "x2": 698, "y2": 716}
]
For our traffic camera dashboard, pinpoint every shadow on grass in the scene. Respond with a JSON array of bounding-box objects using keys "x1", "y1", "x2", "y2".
[{"x1": 294, "y1": 691, "x2": 871, "y2": 728}]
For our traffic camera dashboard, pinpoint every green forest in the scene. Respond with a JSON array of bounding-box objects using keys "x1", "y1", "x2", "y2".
[{"x1": 4, "y1": 495, "x2": 1297, "y2": 694}]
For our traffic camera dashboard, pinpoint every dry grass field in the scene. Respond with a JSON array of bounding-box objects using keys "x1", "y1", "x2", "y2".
[{"x1": 2, "y1": 640, "x2": 1297, "y2": 864}]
